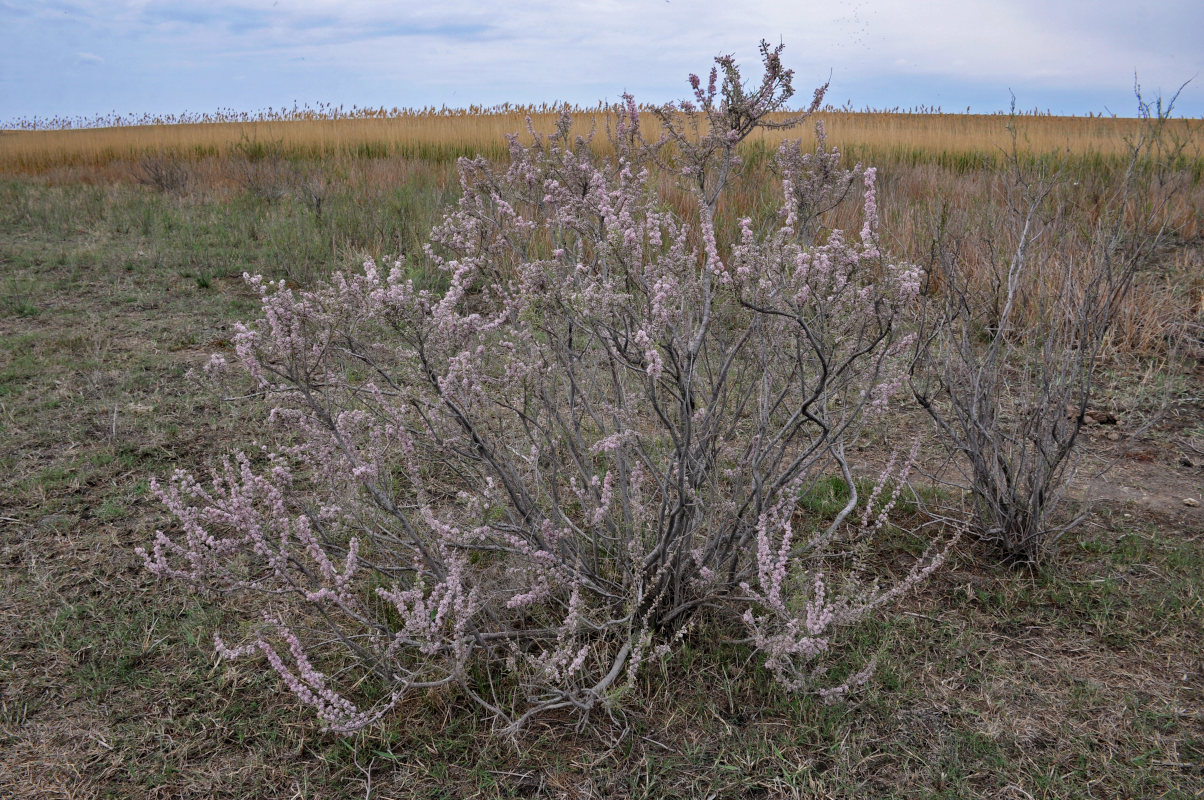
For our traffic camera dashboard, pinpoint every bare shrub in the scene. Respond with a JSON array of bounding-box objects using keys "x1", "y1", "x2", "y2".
[
  {"x1": 290, "y1": 162, "x2": 331, "y2": 222},
  {"x1": 910, "y1": 89, "x2": 1196, "y2": 561},
  {"x1": 140, "y1": 44, "x2": 951, "y2": 736},
  {"x1": 136, "y1": 154, "x2": 191, "y2": 194},
  {"x1": 229, "y1": 134, "x2": 290, "y2": 201}
]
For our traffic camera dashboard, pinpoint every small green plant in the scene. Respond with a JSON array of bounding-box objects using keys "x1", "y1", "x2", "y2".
[{"x1": 7, "y1": 299, "x2": 40, "y2": 318}]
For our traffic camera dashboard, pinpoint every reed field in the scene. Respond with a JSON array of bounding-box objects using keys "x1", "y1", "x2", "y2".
[
  {"x1": 1, "y1": 105, "x2": 1202, "y2": 798},
  {"x1": 4, "y1": 105, "x2": 1203, "y2": 174}
]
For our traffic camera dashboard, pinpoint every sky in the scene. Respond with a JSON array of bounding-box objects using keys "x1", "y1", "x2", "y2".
[{"x1": 2, "y1": 0, "x2": 1202, "y2": 125}]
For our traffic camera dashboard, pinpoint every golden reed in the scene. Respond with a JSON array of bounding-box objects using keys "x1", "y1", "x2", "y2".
[{"x1": 4, "y1": 107, "x2": 1200, "y2": 173}]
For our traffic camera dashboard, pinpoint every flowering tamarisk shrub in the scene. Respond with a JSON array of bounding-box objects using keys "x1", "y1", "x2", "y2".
[{"x1": 140, "y1": 43, "x2": 949, "y2": 735}]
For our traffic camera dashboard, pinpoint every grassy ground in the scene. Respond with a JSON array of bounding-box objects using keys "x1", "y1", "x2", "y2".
[{"x1": 1, "y1": 155, "x2": 1202, "y2": 798}]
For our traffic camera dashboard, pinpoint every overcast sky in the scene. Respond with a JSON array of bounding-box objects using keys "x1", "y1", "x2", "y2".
[{"x1": 2, "y1": 0, "x2": 1201, "y2": 125}]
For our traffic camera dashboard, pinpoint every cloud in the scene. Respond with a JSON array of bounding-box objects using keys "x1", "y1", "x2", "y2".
[
  {"x1": 142, "y1": 5, "x2": 274, "y2": 33},
  {"x1": 76, "y1": 51, "x2": 104, "y2": 65}
]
